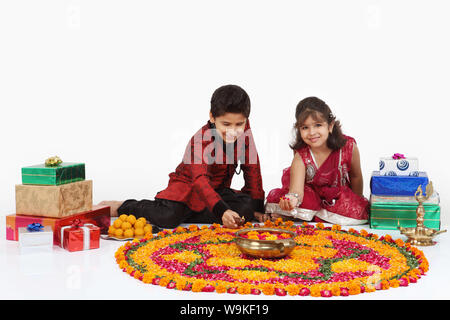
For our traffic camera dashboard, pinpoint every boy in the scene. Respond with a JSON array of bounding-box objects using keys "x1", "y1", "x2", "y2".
[{"x1": 100, "y1": 85, "x2": 266, "y2": 229}]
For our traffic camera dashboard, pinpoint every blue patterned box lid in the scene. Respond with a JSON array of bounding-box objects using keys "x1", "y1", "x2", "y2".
[{"x1": 370, "y1": 171, "x2": 429, "y2": 196}]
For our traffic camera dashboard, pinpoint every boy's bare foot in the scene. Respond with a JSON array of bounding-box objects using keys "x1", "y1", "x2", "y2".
[
  {"x1": 254, "y1": 212, "x2": 271, "y2": 223},
  {"x1": 270, "y1": 212, "x2": 295, "y2": 222},
  {"x1": 270, "y1": 212, "x2": 282, "y2": 220},
  {"x1": 97, "y1": 200, "x2": 124, "y2": 217}
]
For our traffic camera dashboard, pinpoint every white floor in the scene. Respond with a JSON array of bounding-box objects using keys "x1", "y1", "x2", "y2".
[{"x1": 1, "y1": 219, "x2": 449, "y2": 300}]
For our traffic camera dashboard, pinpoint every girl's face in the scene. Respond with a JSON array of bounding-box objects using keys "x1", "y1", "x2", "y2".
[{"x1": 299, "y1": 115, "x2": 334, "y2": 149}]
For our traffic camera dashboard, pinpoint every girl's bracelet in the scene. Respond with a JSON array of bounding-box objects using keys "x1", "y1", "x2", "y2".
[{"x1": 281, "y1": 193, "x2": 302, "y2": 206}]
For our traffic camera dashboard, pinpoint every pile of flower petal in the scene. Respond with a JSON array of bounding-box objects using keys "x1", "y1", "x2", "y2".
[
  {"x1": 115, "y1": 220, "x2": 428, "y2": 297},
  {"x1": 240, "y1": 230, "x2": 292, "y2": 241}
]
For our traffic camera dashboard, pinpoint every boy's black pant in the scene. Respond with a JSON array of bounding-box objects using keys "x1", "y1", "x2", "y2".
[{"x1": 117, "y1": 188, "x2": 255, "y2": 229}]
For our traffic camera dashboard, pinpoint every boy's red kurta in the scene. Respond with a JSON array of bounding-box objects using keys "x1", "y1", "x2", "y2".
[{"x1": 155, "y1": 120, "x2": 265, "y2": 214}]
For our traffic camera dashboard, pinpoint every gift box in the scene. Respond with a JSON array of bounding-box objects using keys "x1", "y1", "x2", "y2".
[
  {"x1": 6, "y1": 205, "x2": 110, "y2": 244},
  {"x1": 15, "y1": 180, "x2": 93, "y2": 218},
  {"x1": 370, "y1": 171, "x2": 429, "y2": 196},
  {"x1": 53, "y1": 206, "x2": 110, "y2": 246},
  {"x1": 21, "y1": 162, "x2": 85, "y2": 186},
  {"x1": 60, "y1": 219, "x2": 100, "y2": 252},
  {"x1": 18, "y1": 224, "x2": 53, "y2": 254},
  {"x1": 370, "y1": 192, "x2": 440, "y2": 205},
  {"x1": 379, "y1": 156, "x2": 419, "y2": 176},
  {"x1": 369, "y1": 200, "x2": 440, "y2": 231}
]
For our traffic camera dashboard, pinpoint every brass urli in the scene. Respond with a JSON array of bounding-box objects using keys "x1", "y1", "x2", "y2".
[{"x1": 235, "y1": 227, "x2": 297, "y2": 258}]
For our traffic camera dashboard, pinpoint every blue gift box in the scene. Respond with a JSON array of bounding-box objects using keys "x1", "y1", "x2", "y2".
[{"x1": 370, "y1": 171, "x2": 429, "y2": 196}]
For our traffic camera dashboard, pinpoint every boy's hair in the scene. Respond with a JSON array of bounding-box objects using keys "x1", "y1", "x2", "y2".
[
  {"x1": 210, "y1": 85, "x2": 251, "y2": 118},
  {"x1": 290, "y1": 96, "x2": 347, "y2": 151}
]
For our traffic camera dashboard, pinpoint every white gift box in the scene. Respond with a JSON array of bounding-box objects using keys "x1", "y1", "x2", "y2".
[
  {"x1": 379, "y1": 157, "x2": 419, "y2": 176},
  {"x1": 18, "y1": 226, "x2": 53, "y2": 254},
  {"x1": 370, "y1": 191, "x2": 440, "y2": 205}
]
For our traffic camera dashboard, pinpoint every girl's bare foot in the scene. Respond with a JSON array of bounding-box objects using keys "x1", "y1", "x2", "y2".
[{"x1": 97, "y1": 200, "x2": 124, "y2": 217}]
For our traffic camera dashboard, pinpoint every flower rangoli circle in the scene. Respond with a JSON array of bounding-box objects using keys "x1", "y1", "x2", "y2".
[{"x1": 114, "y1": 221, "x2": 428, "y2": 297}]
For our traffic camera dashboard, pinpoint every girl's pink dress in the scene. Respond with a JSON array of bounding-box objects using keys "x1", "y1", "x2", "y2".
[{"x1": 265, "y1": 135, "x2": 369, "y2": 225}]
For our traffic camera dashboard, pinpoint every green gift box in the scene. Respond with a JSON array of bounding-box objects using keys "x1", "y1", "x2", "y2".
[
  {"x1": 21, "y1": 162, "x2": 85, "y2": 186},
  {"x1": 369, "y1": 201, "x2": 441, "y2": 231}
]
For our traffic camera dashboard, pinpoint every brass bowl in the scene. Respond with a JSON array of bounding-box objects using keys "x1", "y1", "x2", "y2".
[{"x1": 235, "y1": 227, "x2": 297, "y2": 258}]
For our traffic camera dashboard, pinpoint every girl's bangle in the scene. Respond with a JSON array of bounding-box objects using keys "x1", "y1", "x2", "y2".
[{"x1": 284, "y1": 193, "x2": 302, "y2": 206}]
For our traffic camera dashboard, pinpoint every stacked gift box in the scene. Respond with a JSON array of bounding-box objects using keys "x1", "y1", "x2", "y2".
[
  {"x1": 6, "y1": 157, "x2": 110, "y2": 252},
  {"x1": 369, "y1": 154, "x2": 441, "y2": 230}
]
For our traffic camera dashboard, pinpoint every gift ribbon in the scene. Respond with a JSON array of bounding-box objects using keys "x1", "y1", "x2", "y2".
[
  {"x1": 392, "y1": 153, "x2": 406, "y2": 160},
  {"x1": 45, "y1": 156, "x2": 63, "y2": 167},
  {"x1": 27, "y1": 223, "x2": 44, "y2": 232},
  {"x1": 70, "y1": 218, "x2": 83, "y2": 229},
  {"x1": 61, "y1": 220, "x2": 95, "y2": 251}
]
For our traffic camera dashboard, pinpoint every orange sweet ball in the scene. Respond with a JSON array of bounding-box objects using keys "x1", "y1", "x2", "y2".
[
  {"x1": 113, "y1": 219, "x2": 123, "y2": 228},
  {"x1": 121, "y1": 222, "x2": 132, "y2": 230},
  {"x1": 114, "y1": 228, "x2": 124, "y2": 237},
  {"x1": 137, "y1": 217, "x2": 146, "y2": 225},
  {"x1": 108, "y1": 226, "x2": 116, "y2": 235},
  {"x1": 124, "y1": 229, "x2": 134, "y2": 238},
  {"x1": 126, "y1": 215, "x2": 137, "y2": 225},
  {"x1": 119, "y1": 214, "x2": 128, "y2": 222},
  {"x1": 143, "y1": 224, "x2": 152, "y2": 234},
  {"x1": 134, "y1": 228, "x2": 144, "y2": 237},
  {"x1": 134, "y1": 220, "x2": 145, "y2": 229}
]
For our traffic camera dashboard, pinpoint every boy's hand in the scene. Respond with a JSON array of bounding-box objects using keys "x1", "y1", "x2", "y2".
[
  {"x1": 97, "y1": 200, "x2": 124, "y2": 217},
  {"x1": 222, "y1": 209, "x2": 241, "y2": 229},
  {"x1": 279, "y1": 196, "x2": 298, "y2": 211}
]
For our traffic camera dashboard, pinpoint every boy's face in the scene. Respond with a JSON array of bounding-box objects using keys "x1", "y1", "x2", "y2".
[{"x1": 210, "y1": 112, "x2": 247, "y2": 143}]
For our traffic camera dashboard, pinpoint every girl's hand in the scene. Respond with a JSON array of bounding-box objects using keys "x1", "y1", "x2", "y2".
[
  {"x1": 222, "y1": 209, "x2": 241, "y2": 229},
  {"x1": 278, "y1": 196, "x2": 298, "y2": 211}
]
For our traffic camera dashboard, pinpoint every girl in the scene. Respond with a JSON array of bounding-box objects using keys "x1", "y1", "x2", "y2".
[{"x1": 265, "y1": 97, "x2": 369, "y2": 225}]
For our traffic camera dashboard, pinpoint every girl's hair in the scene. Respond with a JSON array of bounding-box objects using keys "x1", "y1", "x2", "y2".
[{"x1": 290, "y1": 96, "x2": 347, "y2": 151}]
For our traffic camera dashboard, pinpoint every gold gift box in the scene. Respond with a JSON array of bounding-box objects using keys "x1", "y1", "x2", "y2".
[{"x1": 15, "y1": 180, "x2": 93, "y2": 218}]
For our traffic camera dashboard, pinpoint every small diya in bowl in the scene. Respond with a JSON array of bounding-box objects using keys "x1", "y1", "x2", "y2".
[{"x1": 235, "y1": 227, "x2": 297, "y2": 258}]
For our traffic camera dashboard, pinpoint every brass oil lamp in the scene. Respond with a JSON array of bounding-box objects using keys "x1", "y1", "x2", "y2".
[{"x1": 398, "y1": 182, "x2": 446, "y2": 246}]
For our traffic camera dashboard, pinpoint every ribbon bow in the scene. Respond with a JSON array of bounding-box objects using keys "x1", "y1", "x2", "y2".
[
  {"x1": 27, "y1": 223, "x2": 44, "y2": 232},
  {"x1": 392, "y1": 153, "x2": 406, "y2": 160},
  {"x1": 45, "y1": 156, "x2": 63, "y2": 167},
  {"x1": 70, "y1": 219, "x2": 83, "y2": 229}
]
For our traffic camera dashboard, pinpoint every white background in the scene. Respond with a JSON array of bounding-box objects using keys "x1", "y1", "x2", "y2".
[{"x1": 1, "y1": 0, "x2": 449, "y2": 225}]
